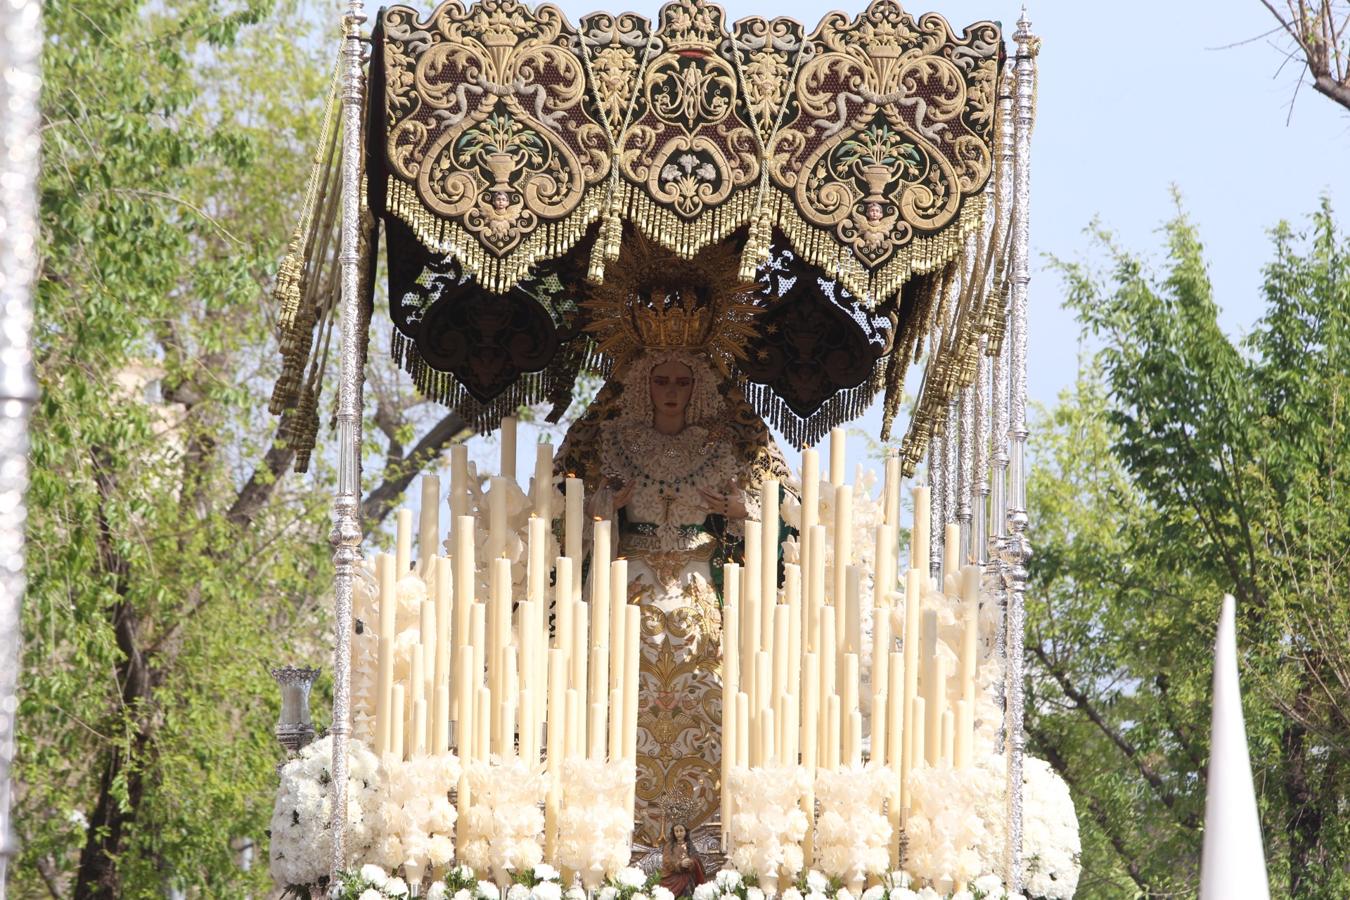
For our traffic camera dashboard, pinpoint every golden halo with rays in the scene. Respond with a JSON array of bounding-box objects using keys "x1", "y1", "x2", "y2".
[{"x1": 582, "y1": 233, "x2": 763, "y2": 375}]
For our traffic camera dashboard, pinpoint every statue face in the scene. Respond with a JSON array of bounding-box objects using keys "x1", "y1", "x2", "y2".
[
  {"x1": 673, "y1": 824, "x2": 687, "y2": 841},
  {"x1": 649, "y1": 360, "x2": 694, "y2": 421}
]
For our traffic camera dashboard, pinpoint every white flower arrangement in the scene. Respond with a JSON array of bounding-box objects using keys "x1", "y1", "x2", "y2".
[
  {"x1": 813, "y1": 766, "x2": 894, "y2": 890},
  {"x1": 334, "y1": 863, "x2": 412, "y2": 899},
  {"x1": 727, "y1": 765, "x2": 812, "y2": 888},
  {"x1": 697, "y1": 870, "x2": 1018, "y2": 900},
  {"x1": 1019, "y1": 758, "x2": 1080, "y2": 900},
  {"x1": 904, "y1": 763, "x2": 994, "y2": 887},
  {"x1": 270, "y1": 735, "x2": 381, "y2": 888},
  {"x1": 370, "y1": 752, "x2": 461, "y2": 885},
  {"x1": 555, "y1": 758, "x2": 635, "y2": 888},
  {"x1": 460, "y1": 757, "x2": 547, "y2": 881},
  {"x1": 600, "y1": 866, "x2": 669, "y2": 900}
]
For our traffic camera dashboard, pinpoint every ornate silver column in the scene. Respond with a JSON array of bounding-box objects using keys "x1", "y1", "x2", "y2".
[
  {"x1": 0, "y1": 0, "x2": 42, "y2": 889},
  {"x1": 973, "y1": 342, "x2": 990, "y2": 566},
  {"x1": 957, "y1": 382, "x2": 974, "y2": 565},
  {"x1": 989, "y1": 61, "x2": 1015, "y2": 758},
  {"x1": 329, "y1": 0, "x2": 369, "y2": 880},
  {"x1": 1002, "y1": 12, "x2": 1038, "y2": 893}
]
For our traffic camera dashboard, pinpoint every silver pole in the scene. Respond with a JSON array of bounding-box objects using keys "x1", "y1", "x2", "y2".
[
  {"x1": 990, "y1": 65, "x2": 1014, "y2": 760},
  {"x1": 1003, "y1": 11, "x2": 1038, "y2": 894},
  {"x1": 957, "y1": 382, "x2": 974, "y2": 565},
  {"x1": 0, "y1": 0, "x2": 42, "y2": 890},
  {"x1": 973, "y1": 340, "x2": 990, "y2": 566},
  {"x1": 330, "y1": 0, "x2": 368, "y2": 881}
]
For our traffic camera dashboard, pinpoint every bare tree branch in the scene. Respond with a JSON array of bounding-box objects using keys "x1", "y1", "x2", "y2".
[{"x1": 1261, "y1": 0, "x2": 1350, "y2": 113}]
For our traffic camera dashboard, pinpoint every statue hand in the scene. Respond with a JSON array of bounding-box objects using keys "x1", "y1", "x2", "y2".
[
  {"x1": 698, "y1": 486, "x2": 747, "y2": 519},
  {"x1": 612, "y1": 479, "x2": 637, "y2": 511}
]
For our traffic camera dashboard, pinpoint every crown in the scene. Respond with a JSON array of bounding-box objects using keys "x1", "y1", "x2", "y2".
[
  {"x1": 632, "y1": 290, "x2": 713, "y2": 351},
  {"x1": 583, "y1": 235, "x2": 762, "y2": 374}
]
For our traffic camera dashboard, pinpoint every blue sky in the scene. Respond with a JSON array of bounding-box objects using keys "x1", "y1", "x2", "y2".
[{"x1": 456, "y1": 0, "x2": 1350, "y2": 483}]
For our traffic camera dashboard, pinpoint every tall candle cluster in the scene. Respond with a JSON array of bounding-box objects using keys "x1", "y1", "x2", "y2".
[
  {"x1": 720, "y1": 428, "x2": 986, "y2": 868},
  {"x1": 355, "y1": 417, "x2": 640, "y2": 860}
]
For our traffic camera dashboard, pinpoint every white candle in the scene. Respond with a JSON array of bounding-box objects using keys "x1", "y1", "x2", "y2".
[
  {"x1": 785, "y1": 565, "x2": 802, "y2": 715},
  {"x1": 565, "y1": 477, "x2": 583, "y2": 598},
  {"x1": 420, "y1": 474, "x2": 440, "y2": 576},
  {"x1": 801, "y1": 447, "x2": 820, "y2": 539},
  {"x1": 832, "y1": 484, "x2": 853, "y2": 603},
  {"x1": 609, "y1": 558, "x2": 627, "y2": 693},
  {"x1": 960, "y1": 564, "x2": 980, "y2": 708},
  {"x1": 743, "y1": 518, "x2": 762, "y2": 641},
  {"x1": 571, "y1": 602, "x2": 589, "y2": 748},
  {"x1": 565, "y1": 688, "x2": 581, "y2": 758},
  {"x1": 547, "y1": 649, "x2": 566, "y2": 771},
  {"x1": 420, "y1": 600, "x2": 436, "y2": 698},
  {"x1": 592, "y1": 518, "x2": 611, "y2": 611},
  {"x1": 761, "y1": 707, "x2": 776, "y2": 766},
  {"x1": 413, "y1": 697, "x2": 428, "y2": 758},
  {"x1": 736, "y1": 692, "x2": 750, "y2": 768},
  {"x1": 555, "y1": 556, "x2": 574, "y2": 652},
  {"x1": 489, "y1": 557, "x2": 511, "y2": 743},
  {"x1": 911, "y1": 486, "x2": 931, "y2": 573},
  {"x1": 488, "y1": 477, "x2": 508, "y2": 562},
  {"x1": 845, "y1": 564, "x2": 861, "y2": 656},
  {"x1": 761, "y1": 478, "x2": 780, "y2": 611},
  {"x1": 944, "y1": 522, "x2": 961, "y2": 587},
  {"x1": 955, "y1": 699, "x2": 973, "y2": 769},
  {"x1": 825, "y1": 694, "x2": 841, "y2": 769},
  {"x1": 501, "y1": 644, "x2": 518, "y2": 758},
  {"x1": 884, "y1": 454, "x2": 901, "y2": 528},
  {"x1": 902, "y1": 568, "x2": 922, "y2": 781},
  {"x1": 528, "y1": 516, "x2": 546, "y2": 604},
  {"x1": 829, "y1": 427, "x2": 846, "y2": 486},
  {"x1": 434, "y1": 683, "x2": 450, "y2": 754},
  {"x1": 772, "y1": 605, "x2": 788, "y2": 710},
  {"x1": 608, "y1": 686, "x2": 623, "y2": 762},
  {"x1": 534, "y1": 441, "x2": 553, "y2": 520},
  {"x1": 588, "y1": 647, "x2": 607, "y2": 760},
  {"x1": 500, "y1": 415, "x2": 517, "y2": 480},
  {"x1": 819, "y1": 611, "x2": 836, "y2": 760},
  {"x1": 623, "y1": 606, "x2": 640, "y2": 761},
  {"x1": 452, "y1": 516, "x2": 475, "y2": 726},
  {"x1": 375, "y1": 636, "x2": 393, "y2": 756},
  {"x1": 909, "y1": 695, "x2": 925, "y2": 778},
  {"x1": 378, "y1": 552, "x2": 396, "y2": 642},
  {"x1": 545, "y1": 651, "x2": 565, "y2": 859},
  {"x1": 872, "y1": 611, "x2": 891, "y2": 745},
  {"x1": 476, "y1": 687, "x2": 490, "y2": 761},
  {"x1": 874, "y1": 523, "x2": 896, "y2": 610},
  {"x1": 448, "y1": 444, "x2": 468, "y2": 566},
  {"x1": 396, "y1": 508, "x2": 413, "y2": 577},
  {"x1": 848, "y1": 709, "x2": 862, "y2": 767},
  {"x1": 887, "y1": 651, "x2": 904, "y2": 773},
  {"x1": 806, "y1": 525, "x2": 826, "y2": 654},
  {"x1": 391, "y1": 683, "x2": 406, "y2": 761},
  {"x1": 802, "y1": 651, "x2": 819, "y2": 772},
  {"x1": 457, "y1": 653, "x2": 475, "y2": 761},
  {"x1": 941, "y1": 707, "x2": 954, "y2": 766},
  {"x1": 723, "y1": 602, "x2": 740, "y2": 697}
]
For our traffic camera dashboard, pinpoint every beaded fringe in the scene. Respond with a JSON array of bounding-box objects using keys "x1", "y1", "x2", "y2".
[
  {"x1": 741, "y1": 354, "x2": 888, "y2": 450},
  {"x1": 391, "y1": 330, "x2": 592, "y2": 433},
  {"x1": 388, "y1": 175, "x2": 986, "y2": 311}
]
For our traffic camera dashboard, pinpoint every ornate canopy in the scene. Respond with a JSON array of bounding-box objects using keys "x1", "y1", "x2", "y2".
[{"x1": 273, "y1": 0, "x2": 1012, "y2": 459}]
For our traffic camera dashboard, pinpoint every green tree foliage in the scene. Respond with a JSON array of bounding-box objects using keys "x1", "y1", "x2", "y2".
[
  {"x1": 20, "y1": 2, "x2": 467, "y2": 896},
  {"x1": 1026, "y1": 201, "x2": 1350, "y2": 898}
]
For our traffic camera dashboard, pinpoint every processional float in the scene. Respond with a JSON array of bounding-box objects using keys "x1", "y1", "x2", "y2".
[{"x1": 266, "y1": 0, "x2": 1065, "y2": 896}]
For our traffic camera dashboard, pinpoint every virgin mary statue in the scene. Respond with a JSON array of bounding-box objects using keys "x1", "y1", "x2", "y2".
[{"x1": 555, "y1": 239, "x2": 790, "y2": 855}]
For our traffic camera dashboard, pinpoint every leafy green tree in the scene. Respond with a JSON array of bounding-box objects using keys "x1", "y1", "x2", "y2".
[
  {"x1": 20, "y1": 2, "x2": 467, "y2": 896},
  {"x1": 1026, "y1": 200, "x2": 1350, "y2": 898}
]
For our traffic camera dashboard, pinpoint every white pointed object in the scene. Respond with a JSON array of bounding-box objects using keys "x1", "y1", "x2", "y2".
[{"x1": 1199, "y1": 594, "x2": 1269, "y2": 899}]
